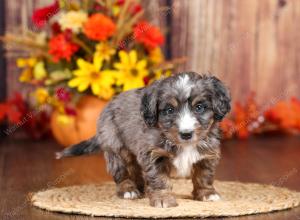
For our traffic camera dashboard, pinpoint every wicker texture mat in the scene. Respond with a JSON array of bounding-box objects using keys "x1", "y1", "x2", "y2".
[{"x1": 31, "y1": 179, "x2": 300, "y2": 218}]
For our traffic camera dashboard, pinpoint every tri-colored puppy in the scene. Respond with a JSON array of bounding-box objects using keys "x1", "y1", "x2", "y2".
[{"x1": 57, "y1": 72, "x2": 231, "y2": 208}]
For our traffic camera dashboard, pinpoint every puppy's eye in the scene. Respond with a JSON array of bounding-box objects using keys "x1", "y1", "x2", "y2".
[
  {"x1": 195, "y1": 103, "x2": 207, "y2": 113},
  {"x1": 162, "y1": 106, "x2": 174, "y2": 115}
]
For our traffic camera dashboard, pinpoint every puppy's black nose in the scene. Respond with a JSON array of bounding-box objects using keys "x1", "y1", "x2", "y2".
[{"x1": 179, "y1": 132, "x2": 193, "y2": 140}]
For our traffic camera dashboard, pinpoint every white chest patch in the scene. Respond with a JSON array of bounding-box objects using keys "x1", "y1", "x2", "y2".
[{"x1": 172, "y1": 145, "x2": 203, "y2": 178}]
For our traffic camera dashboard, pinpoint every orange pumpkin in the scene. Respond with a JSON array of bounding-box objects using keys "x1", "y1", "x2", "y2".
[{"x1": 50, "y1": 96, "x2": 107, "y2": 147}]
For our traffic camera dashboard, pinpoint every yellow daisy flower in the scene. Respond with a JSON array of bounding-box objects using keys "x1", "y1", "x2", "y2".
[
  {"x1": 47, "y1": 97, "x2": 65, "y2": 113},
  {"x1": 153, "y1": 69, "x2": 172, "y2": 80},
  {"x1": 68, "y1": 54, "x2": 117, "y2": 100},
  {"x1": 112, "y1": 5, "x2": 121, "y2": 16},
  {"x1": 17, "y1": 57, "x2": 37, "y2": 68},
  {"x1": 33, "y1": 61, "x2": 47, "y2": 80},
  {"x1": 114, "y1": 50, "x2": 148, "y2": 91},
  {"x1": 34, "y1": 88, "x2": 49, "y2": 105},
  {"x1": 17, "y1": 57, "x2": 37, "y2": 82},
  {"x1": 19, "y1": 69, "x2": 33, "y2": 83},
  {"x1": 95, "y1": 42, "x2": 116, "y2": 61}
]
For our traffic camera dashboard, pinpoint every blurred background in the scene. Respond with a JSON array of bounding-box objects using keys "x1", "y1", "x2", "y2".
[
  {"x1": 1, "y1": 0, "x2": 299, "y2": 142},
  {"x1": 3, "y1": 0, "x2": 300, "y2": 101},
  {"x1": 0, "y1": 1, "x2": 300, "y2": 220}
]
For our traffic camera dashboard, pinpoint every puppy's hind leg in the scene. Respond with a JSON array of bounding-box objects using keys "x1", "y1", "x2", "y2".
[
  {"x1": 122, "y1": 151, "x2": 145, "y2": 196},
  {"x1": 104, "y1": 151, "x2": 142, "y2": 200}
]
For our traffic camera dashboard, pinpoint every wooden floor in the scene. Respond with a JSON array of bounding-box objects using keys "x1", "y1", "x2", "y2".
[{"x1": 0, "y1": 135, "x2": 300, "y2": 220}]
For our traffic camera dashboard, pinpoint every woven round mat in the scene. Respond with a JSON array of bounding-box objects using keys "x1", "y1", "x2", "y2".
[{"x1": 31, "y1": 179, "x2": 300, "y2": 218}]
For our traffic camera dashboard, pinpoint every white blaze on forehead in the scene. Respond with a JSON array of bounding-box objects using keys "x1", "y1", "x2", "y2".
[
  {"x1": 175, "y1": 74, "x2": 194, "y2": 97},
  {"x1": 177, "y1": 105, "x2": 197, "y2": 132}
]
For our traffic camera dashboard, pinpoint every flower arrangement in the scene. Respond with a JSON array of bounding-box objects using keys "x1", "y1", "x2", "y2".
[
  {"x1": 1, "y1": 0, "x2": 174, "y2": 122},
  {"x1": 1, "y1": 0, "x2": 299, "y2": 141}
]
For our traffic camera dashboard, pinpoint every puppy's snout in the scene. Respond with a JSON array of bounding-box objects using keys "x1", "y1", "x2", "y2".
[{"x1": 179, "y1": 131, "x2": 193, "y2": 140}]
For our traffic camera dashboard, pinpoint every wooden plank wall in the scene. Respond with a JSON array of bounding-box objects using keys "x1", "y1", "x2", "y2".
[
  {"x1": 171, "y1": 0, "x2": 300, "y2": 105},
  {"x1": 0, "y1": 0, "x2": 6, "y2": 102},
  {"x1": 4, "y1": 0, "x2": 300, "y2": 106},
  {"x1": 5, "y1": 0, "x2": 52, "y2": 98}
]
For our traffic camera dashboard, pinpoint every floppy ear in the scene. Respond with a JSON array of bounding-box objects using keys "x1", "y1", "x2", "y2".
[
  {"x1": 140, "y1": 80, "x2": 160, "y2": 127},
  {"x1": 208, "y1": 76, "x2": 231, "y2": 121}
]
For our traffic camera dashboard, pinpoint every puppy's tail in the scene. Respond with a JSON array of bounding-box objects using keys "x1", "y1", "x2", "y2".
[{"x1": 55, "y1": 136, "x2": 101, "y2": 159}]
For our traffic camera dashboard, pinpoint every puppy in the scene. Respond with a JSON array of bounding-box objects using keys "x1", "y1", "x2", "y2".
[{"x1": 57, "y1": 72, "x2": 231, "y2": 208}]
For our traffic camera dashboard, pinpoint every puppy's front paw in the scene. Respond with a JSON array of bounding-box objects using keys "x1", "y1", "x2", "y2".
[
  {"x1": 117, "y1": 179, "x2": 142, "y2": 200},
  {"x1": 123, "y1": 190, "x2": 140, "y2": 199},
  {"x1": 193, "y1": 189, "x2": 221, "y2": 202},
  {"x1": 149, "y1": 192, "x2": 178, "y2": 208},
  {"x1": 205, "y1": 193, "x2": 221, "y2": 201}
]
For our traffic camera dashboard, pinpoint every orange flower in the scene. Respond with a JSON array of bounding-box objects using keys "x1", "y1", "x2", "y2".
[
  {"x1": 84, "y1": 14, "x2": 116, "y2": 41},
  {"x1": 264, "y1": 98, "x2": 300, "y2": 131},
  {"x1": 134, "y1": 21, "x2": 164, "y2": 49},
  {"x1": 233, "y1": 102, "x2": 250, "y2": 139},
  {"x1": 48, "y1": 34, "x2": 79, "y2": 62}
]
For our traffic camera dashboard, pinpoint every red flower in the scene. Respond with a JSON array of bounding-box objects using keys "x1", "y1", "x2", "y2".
[
  {"x1": 63, "y1": 29, "x2": 73, "y2": 41},
  {"x1": 143, "y1": 76, "x2": 150, "y2": 85},
  {"x1": 117, "y1": 0, "x2": 143, "y2": 15},
  {"x1": 84, "y1": 14, "x2": 116, "y2": 41},
  {"x1": 0, "y1": 93, "x2": 50, "y2": 139},
  {"x1": 56, "y1": 88, "x2": 71, "y2": 102},
  {"x1": 48, "y1": 34, "x2": 79, "y2": 62},
  {"x1": 64, "y1": 106, "x2": 77, "y2": 116},
  {"x1": 32, "y1": 1, "x2": 59, "y2": 28},
  {"x1": 51, "y1": 22, "x2": 61, "y2": 34},
  {"x1": 0, "y1": 103, "x2": 9, "y2": 121},
  {"x1": 93, "y1": 3, "x2": 106, "y2": 11},
  {"x1": 134, "y1": 21, "x2": 164, "y2": 49},
  {"x1": 0, "y1": 93, "x2": 25, "y2": 124},
  {"x1": 117, "y1": 0, "x2": 125, "y2": 5},
  {"x1": 130, "y1": 4, "x2": 142, "y2": 15}
]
